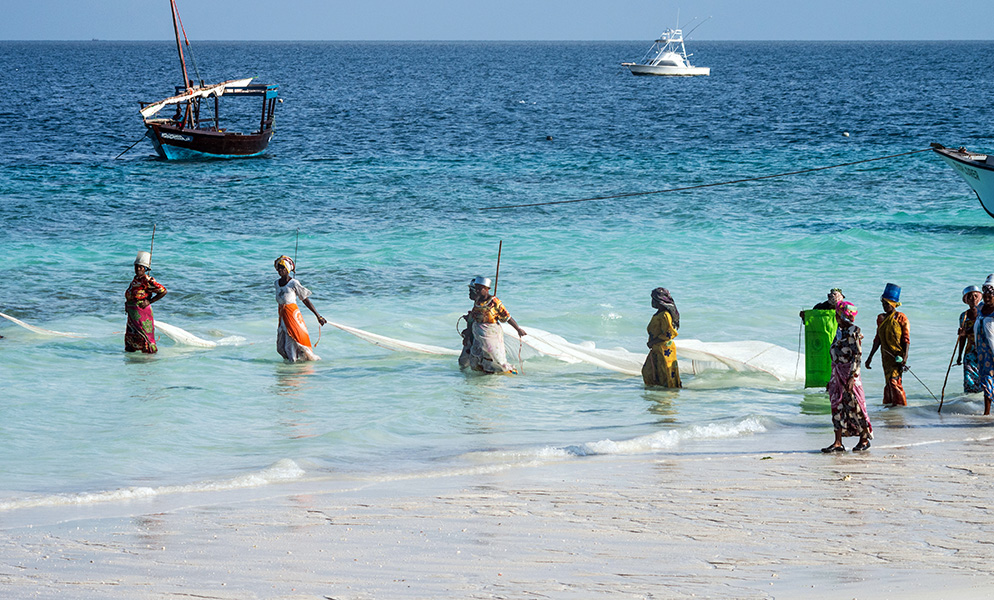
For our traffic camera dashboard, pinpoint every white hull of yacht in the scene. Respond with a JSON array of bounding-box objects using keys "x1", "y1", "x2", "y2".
[
  {"x1": 623, "y1": 63, "x2": 710, "y2": 76},
  {"x1": 933, "y1": 144, "x2": 994, "y2": 218}
]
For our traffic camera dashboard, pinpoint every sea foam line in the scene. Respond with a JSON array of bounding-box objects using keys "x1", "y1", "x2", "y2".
[
  {"x1": 0, "y1": 459, "x2": 305, "y2": 513},
  {"x1": 470, "y1": 417, "x2": 770, "y2": 463}
]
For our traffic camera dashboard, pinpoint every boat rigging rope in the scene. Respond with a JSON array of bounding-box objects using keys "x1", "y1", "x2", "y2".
[
  {"x1": 479, "y1": 147, "x2": 933, "y2": 211},
  {"x1": 175, "y1": 8, "x2": 205, "y2": 87}
]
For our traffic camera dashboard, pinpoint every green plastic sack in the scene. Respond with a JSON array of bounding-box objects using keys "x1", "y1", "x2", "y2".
[{"x1": 803, "y1": 309, "x2": 837, "y2": 388}]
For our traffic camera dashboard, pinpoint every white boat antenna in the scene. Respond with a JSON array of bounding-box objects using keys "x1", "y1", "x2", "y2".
[{"x1": 684, "y1": 16, "x2": 712, "y2": 39}]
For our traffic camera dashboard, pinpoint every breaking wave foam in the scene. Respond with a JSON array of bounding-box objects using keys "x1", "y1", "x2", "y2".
[
  {"x1": 0, "y1": 459, "x2": 305, "y2": 513},
  {"x1": 469, "y1": 417, "x2": 769, "y2": 463}
]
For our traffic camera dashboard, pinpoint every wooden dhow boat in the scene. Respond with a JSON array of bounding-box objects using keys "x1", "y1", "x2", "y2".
[{"x1": 139, "y1": 0, "x2": 279, "y2": 159}]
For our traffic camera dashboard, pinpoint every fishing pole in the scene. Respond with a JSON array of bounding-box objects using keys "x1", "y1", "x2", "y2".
[
  {"x1": 292, "y1": 228, "x2": 323, "y2": 347},
  {"x1": 493, "y1": 240, "x2": 502, "y2": 296},
  {"x1": 874, "y1": 345, "x2": 939, "y2": 403},
  {"x1": 293, "y1": 228, "x2": 299, "y2": 274},
  {"x1": 683, "y1": 15, "x2": 712, "y2": 38},
  {"x1": 938, "y1": 338, "x2": 960, "y2": 413},
  {"x1": 149, "y1": 224, "x2": 156, "y2": 266},
  {"x1": 906, "y1": 365, "x2": 939, "y2": 402}
]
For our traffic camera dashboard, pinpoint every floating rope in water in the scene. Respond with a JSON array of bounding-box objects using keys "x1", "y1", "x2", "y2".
[{"x1": 480, "y1": 148, "x2": 932, "y2": 211}]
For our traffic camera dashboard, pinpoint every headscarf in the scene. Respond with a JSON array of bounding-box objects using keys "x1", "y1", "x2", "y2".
[
  {"x1": 835, "y1": 300, "x2": 857, "y2": 323},
  {"x1": 651, "y1": 287, "x2": 679, "y2": 330},
  {"x1": 275, "y1": 255, "x2": 295, "y2": 273},
  {"x1": 984, "y1": 274, "x2": 994, "y2": 295}
]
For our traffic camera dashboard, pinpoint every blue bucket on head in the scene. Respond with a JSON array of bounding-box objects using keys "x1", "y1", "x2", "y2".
[{"x1": 882, "y1": 283, "x2": 901, "y2": 303}]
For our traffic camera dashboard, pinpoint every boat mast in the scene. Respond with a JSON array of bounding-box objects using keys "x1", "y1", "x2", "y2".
[{"x1": 170, "y1": 0, "x2": 191, "y2": 91}]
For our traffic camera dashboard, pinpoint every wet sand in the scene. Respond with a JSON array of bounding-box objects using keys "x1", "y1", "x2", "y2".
[{"x1": 4, "y1": 428, "x2": 994, "y2": 599}]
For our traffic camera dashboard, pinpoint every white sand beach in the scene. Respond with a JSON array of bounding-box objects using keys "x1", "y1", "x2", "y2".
[{"x1": 5, "y1": 421, "x2": 994, "y2": 600}]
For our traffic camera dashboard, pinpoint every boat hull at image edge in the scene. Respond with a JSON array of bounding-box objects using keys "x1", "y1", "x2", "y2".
[{"x1": 933, "y1": 145, "x2": 994, "y2": 218}]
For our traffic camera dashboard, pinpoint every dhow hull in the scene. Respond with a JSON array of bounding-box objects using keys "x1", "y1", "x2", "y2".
[{"x1": 145, "y1": 123, "x2": 273, "y2": 160}]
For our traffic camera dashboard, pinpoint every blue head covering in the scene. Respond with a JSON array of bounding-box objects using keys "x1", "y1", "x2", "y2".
[{"x1": 882, "y1": 283, "x2": 901, "y2": 303}]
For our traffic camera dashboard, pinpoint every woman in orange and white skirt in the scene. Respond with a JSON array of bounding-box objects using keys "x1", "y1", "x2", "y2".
[{"x1": 274, "y1": 255, "x2": 327, "y2": 362}]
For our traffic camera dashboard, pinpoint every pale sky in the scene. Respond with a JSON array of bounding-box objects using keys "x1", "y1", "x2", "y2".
[{"x1": 3, "y1": 0, "x2": 993, "y2": 41}]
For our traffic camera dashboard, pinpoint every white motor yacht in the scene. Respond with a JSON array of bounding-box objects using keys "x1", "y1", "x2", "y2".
[{"x1": 622, "y1": 27, "x2": 710, "y2": 76}]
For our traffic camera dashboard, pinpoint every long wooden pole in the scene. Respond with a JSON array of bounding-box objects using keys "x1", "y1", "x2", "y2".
[
  {"x1": 149, "y1": 224, "x2": 156, "y2": 266},
  {"x1": 170, "y1": 0, "x2": 191, "y2": 91},
  {"x1": 493, "y1": 240, "x2": 503, "y2": 296},
  {"x1": 293, "y1": 228, "x2": 299, "y2": 273},
  {"x1": 938, "y1": 338, "x2": 960, "y2": 413}
]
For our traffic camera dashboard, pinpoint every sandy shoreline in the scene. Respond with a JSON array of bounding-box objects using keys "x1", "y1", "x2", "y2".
[{"x1": 5, "y1": 428, "x2": 994, "y2": 599}]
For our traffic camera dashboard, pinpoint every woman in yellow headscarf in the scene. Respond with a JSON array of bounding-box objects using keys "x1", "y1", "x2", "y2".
[
  {"x1": 274, "y1": 255, "x2": 327, "y2": 362},
  {"x1": 865, "y1": 283, "x2": 909, "y2": 406}
]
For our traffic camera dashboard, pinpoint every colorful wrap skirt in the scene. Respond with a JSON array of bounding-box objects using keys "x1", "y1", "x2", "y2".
[
  {"x1": 828, "y1": 363, "x2": 872, "y2": 439},
  {"x1": 642, "y1": 341, "x2": 682, "y2": 388},
  {"x1": 963, "y1": 349, "x2": 981, "y2": 394},
  {"x1": 277, "y1": 303, "x2": 320, "y2": 362},
  {"x1": 468, "y1": 321, "x2": 513, "y2": 373},
  {"x1": 977, "y1": 333, "x2": 994, "y2": 403},
  {"x1": 125, "y1": 302, "x2": 157, "y2": 354}
]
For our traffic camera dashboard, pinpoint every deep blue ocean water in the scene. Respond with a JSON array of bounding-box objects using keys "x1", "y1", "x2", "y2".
[{"x1": 2, "y1": 41, "x2": 994, "y2": 517}]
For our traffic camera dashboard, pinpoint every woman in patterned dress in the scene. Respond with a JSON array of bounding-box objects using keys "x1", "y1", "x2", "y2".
[
  {"x1": 822, "y1": 301, "x2": 872, "y2": 452},
  {"x1": 641, "y1": 287, "x2": 681, "y2": 388},
  {"x1": 274, "y1": 255, "x2": 327, "y2": 362},
  {"x1": 973, "y1": 278, "x2": 994, "y2": 415},
  {"x1": 124, "y1": 251, "x2": 167, "y2": 354},
  {"x1": 460, "y1": 276, "x2": 526, "y2": 374},
  {"x1": 957, "y1": 285, "x2": 983, "y2": 394}
]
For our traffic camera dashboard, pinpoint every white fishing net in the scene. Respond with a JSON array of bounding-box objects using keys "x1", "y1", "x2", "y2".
[
  {"x1": 501, "y1": 325, "x2": 802, "y2": 381},
  {"x1": 1, "y1": 310, "x2": 801, "y2": 381},
  {"x1": 325, "y1": 320, "x2": 460, "y2": 356},
  {"x1": 1, "y1": 312, "x2": 242, "y2": 349},
  {"x1": 0, "y1": 312, "x2": 87, "y2": 337},
  {"x1": 325, "y1": 319, "x2": 802, "y2": 382},
  {"x1": 156, "y1": 321, "x2": 219, "y2": 348}
]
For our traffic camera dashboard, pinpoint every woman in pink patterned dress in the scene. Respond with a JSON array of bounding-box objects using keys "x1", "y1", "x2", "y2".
[
  {"x1": 822, "y1": 301, "x2": 872, "y2": 453},
  {"x1": 124, "y1": 251, "x2": 167, "y2": 354}
]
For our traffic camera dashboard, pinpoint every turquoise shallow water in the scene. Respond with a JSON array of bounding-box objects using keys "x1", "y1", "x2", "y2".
[{"x1": 2, "y1": 41, "x2": 994, "y2": 513}]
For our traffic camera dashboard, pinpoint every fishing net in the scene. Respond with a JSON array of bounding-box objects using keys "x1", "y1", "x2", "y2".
[
  {"x1": 1, "y1": 310, "x2": 801, "y2": 380},
  {"x1": 327, "y1": 319, "x2": 802, "y2": 382},
  {"x1": 502, "y1": 325, "x2": 802, "y2": 381},
  {"x1": 0, "y1": 312, "x2": 87, "y2": 337},
  {"x1": 1, "y1": 312, "x2": 242, "y2": 349},
  {"x1": 324, "y1": 320, "x2": 460, "y2": 356}
]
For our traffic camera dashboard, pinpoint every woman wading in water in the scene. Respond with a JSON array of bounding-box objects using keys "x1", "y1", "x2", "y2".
[
  {"x1": 274, "y1": 255, "x2": 327, "y2": 362},
  {"x1": 642, "y1": 287, "x2": 681, "y2": 388},
  {"x1": 124, "y1": 251, "x2": 167, "y2": 354},
  {"x1": 459, "y1": 276, "x2": 526, "y2": 374}
]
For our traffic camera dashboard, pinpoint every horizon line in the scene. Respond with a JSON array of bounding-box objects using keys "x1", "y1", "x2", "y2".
[{"x1": 3, "y1": 38, "x2": 992, "y2": 43}]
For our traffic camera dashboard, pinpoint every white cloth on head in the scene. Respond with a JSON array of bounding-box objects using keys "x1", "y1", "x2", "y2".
[{"x1": 275, "y1": 278, "x2": 311, "y2": 305}]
